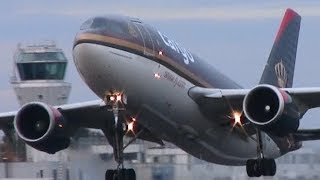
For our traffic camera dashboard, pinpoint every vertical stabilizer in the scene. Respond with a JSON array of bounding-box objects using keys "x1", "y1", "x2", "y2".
[{"x1": 259, "y1": 9, "x2": 301, "y2": 88}]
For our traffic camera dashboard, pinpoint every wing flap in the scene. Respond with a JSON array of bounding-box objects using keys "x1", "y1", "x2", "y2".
[{"x1": 284, "y1": 87, "x2": 320, "y2": 110}]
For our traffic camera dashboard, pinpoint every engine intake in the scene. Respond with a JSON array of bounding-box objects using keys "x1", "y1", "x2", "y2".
[
  {"x1": 243, "y1": 84, "x2": 300, "y2": 136},
  {"x1": 14, "y1": 102, "x2": 70, "y2": 154},
  {"x1": 244, "y1": 85, "x2": 284, "y2": 125}
]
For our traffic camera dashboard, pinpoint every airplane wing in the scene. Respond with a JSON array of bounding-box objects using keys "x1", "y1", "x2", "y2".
[
  {"x1": 0, "y1": 111, "x2": 16, "y2": 128},
  {"x1": 0, "y1": 100, "x2": 163, "y2": 145},
  {"x1": 0, "y1": 100, "x2": 108, "y2": 129},
  {"x1": 282, "y1": 87, "x2": 320, "y2": 109},
  {"x1": 189, "y1": 84, "x2": 320, "y2": 141}
]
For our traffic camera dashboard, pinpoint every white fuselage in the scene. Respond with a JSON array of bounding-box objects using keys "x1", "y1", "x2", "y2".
[{"x1": 73, "y1": 43, "x2": 281, "y2": 165}]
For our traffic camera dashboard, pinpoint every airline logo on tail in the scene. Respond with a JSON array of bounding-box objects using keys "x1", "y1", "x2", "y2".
[{"x1": 274, "y1": 60, "x2": 288, "y2": 88}]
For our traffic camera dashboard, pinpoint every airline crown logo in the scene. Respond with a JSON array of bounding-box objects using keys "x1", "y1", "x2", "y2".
[{"x1": 274, "y1": 60, "x2": 288, "y2": 88}]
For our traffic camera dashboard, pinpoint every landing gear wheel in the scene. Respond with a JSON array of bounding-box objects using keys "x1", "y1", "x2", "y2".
[
  {"x1": 105, "y1": 170, "x2": 115, "y2": 180},
  {"x1": 252, "y1": 160, "x2": 261, "y2": 177},
  {"x1": 246, "y1": 159, "x2": 255, "y2": 177},
  {"x1": 127, "y1": 169, "x2": 136, "y2": 180},
  {"x1": 105, "y1": 169, "x2": 136, "y2": 180},
  {"x1": 261, "y1": 158, "x2": 276, "y2": 176},
  {"x1": 245, "y1": 159, "x2": 259, "y2": 177},
  {"x1": 246, "y1": 158, "x2": 277, "y2": 177}
]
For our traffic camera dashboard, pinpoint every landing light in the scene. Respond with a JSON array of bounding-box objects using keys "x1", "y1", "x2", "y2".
[
  {"x1": 228, "y1": 111, "x2": 249, "y2": 136},
  {"x1": 108, "y1": 93, "x2": 122, "y2": 103},
  {"x1": 104, "y1": 91, "x2": 127, "y2": 107},
  {"x1": 233, "y1": 112, "x2": 242, "y2": 127},
  {"x1": 158, "y1": 50, "x2": 163, "y2": 56},
  {"x1": 116, "y1": 95, "x2": 122, "y2": 102},
  {"x1": 154, "y1": 73, "x2": 161, "y2": 79},
  {"x1": 128, "y1": 121, "x2": 134, "y2": 132},
  {"x1": 109, "y1": 96, "x2": 115, "y2": 102}
]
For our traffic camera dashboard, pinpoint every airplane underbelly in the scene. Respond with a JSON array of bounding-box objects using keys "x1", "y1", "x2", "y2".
[{"x1": 73, "y1": 43, "x2": 281, "y2": 165}]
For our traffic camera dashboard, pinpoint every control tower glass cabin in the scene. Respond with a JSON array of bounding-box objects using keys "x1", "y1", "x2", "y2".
[{"x1": 16, "y1": 47, "x2": 66, "y2": 81}]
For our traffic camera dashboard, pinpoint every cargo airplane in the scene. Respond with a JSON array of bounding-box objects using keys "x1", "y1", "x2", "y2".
[{"x1": 1, "y1": 8, "x2": 319, "y2": 179}]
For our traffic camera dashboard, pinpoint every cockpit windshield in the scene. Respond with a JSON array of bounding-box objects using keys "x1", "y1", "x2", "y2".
[
  {"x1": 18, "y1": 52, "x2": 67, "y2": 62},
  {"x1": 91, "y1": 17, "x2": 108, "y2": 29},
  {"x1": 80, "y1": 18, "x2": 93, "y2": 30},
  {"x1": 80, "y1": 17, "x2": 108, "y2": 30},
  {"x1": 80, "y1": 17, "x2": 127, "y2": 35}
]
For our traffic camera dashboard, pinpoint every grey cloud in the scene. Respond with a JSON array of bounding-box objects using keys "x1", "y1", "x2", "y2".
[{"x1": 0, "y1": 89, "x2": 18, "y2": 111}]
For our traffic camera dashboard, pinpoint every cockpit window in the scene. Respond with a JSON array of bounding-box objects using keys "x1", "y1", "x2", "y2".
[
  {"x1": 91, "y1": 17, "x2": 108, "y2": 29},
  {"x1": 108, "y1": 20, "x2": 126, "y2": 35},
  {"x1": 80, "y1": 17, "x2": 127, "y2": 35},
  {"x1": 80, "y1": 18, "x2": 93, "y2": 30}
]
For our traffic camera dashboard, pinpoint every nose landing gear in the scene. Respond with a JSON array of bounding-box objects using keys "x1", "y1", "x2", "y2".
[{"x1": 104, "y1": 92, "x2": 136, "y2": 180}]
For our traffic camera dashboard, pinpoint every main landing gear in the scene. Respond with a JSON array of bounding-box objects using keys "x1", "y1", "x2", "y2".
[
  {"x1": 104, "y1": 92, "x2": 136, "y2": 180},
  {"x1": 246, "y1": 130, "x2": 276, "y2": 177}
]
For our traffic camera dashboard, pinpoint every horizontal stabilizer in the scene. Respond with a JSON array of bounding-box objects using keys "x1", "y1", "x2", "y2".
[{"x1": 294, "y1": 129, "x2": 320, "y2": 141}]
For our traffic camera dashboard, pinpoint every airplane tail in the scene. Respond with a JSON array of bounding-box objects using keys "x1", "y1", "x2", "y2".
[{"x1": 259, "y1": 8, "x2": 301, "y2": 88}]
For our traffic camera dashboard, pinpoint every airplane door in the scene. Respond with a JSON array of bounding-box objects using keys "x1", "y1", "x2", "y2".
[{"x1": 133, "y1": 22, "x2": 155, "y2": 57}]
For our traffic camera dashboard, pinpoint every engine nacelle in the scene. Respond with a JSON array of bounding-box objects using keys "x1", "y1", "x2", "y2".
[
  {"x1": 14, "y1": 102, "x2": 70, "y2": 154},
  {"x1": 243, "y1": 84, "x2": 301, "y2": 136}
]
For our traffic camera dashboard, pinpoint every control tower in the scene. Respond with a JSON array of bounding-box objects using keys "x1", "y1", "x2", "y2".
[{"x1": 11, "y1": 41, "x2": 71, "y2": 106}]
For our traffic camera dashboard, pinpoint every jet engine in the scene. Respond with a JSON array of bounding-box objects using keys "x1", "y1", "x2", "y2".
[
  {"x1": 243, "y1": 84, "x2": 301, "y2": 136},
  {"x1": 14, "y1": 102, "x2": 70, "y2": 154}
]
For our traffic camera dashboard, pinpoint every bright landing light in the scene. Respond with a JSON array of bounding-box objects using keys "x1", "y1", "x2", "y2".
[
  {"x1": 127, "y1": 117, "x2": 137, "y2": 134},
  {"x1": 128, "y1": 121, "x2": 134, "y2": 132},
  {"x1": 154, "y1": 73, "x2": 161, "y2": 79},
  {"x1": 109, "y1": 96, "x2": 115, "y2": 102},
  {"x1": 116, "y1": 94, "x2": 122, "y2": 102},
  {"x1": 233, "y1": 112, "x2": 242, "y2": 127}
]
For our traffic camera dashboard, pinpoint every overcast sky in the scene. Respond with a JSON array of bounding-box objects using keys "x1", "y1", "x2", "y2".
[{"x1": 1, "y1": 1, "x2": 320, "y2": 129}]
